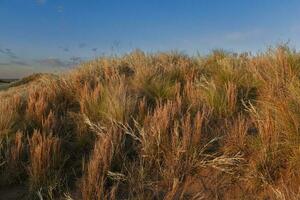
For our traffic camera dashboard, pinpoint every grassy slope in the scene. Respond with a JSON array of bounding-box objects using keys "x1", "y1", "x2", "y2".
[
  {"x1": 0, "y1": 83, "x2": 8, "y2": 91},
  {"x1": 1, "y1": 46, "x2": 300, "y2": 199},
  {"x1": 0, "y1": 79, "x2": 16, "y2": 91}
]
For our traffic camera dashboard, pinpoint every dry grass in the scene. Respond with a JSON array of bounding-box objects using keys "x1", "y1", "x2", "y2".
[
  {"x1": 2, "y1": 46, "x2": 300, "y2": 199},
  {"x1": 28, "y1": 130, "x2": 63, "y2": 198}
]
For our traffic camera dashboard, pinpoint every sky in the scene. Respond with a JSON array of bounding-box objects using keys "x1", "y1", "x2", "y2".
[{"x1": 1, "y1": 0, "x2": 300, "y2": 78}]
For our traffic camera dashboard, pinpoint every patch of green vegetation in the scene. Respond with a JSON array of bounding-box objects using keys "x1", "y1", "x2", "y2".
[
  {"x1": 0, "y1": 83, "x2": 10, "y2": 91},
  {"x1": 0, "y1": 79, "x2": 19, "y2": 91}
]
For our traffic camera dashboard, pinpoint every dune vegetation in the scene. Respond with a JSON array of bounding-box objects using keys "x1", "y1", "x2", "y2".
[
  {"x1": 1, "y1": 46, "x2": 300, "y2": 199},
  {"x1": 0, "y1": 79, "x2": 14, "y2": 91}
]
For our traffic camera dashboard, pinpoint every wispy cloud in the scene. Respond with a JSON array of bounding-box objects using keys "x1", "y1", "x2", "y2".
[
  {"x1": 35, "y1": 0, "x2": 47, "y2": 5},
  {"x1": 57, "y1": 5, "x2": 64, "y2": 13},
  {"x1": 0, "y1": 48, "x2": 18, "y2": 59},
  {"x1": 58, "y1": 46, "x2": 70, "y2": 52},
  {"x1": 0, "y1": 62, "x2": 11, "y2": 66},
  {"x1": 0, "y1": 60, "x2": 29, "y2": 67},
  {"x1": 36, "y1": 0, "x2": 46, "y2": 5},
  {"x1": 196, "y1": 28, "x2": 267, "y2": 53},
  {"x1": 78, "y1": 43, "x2": 87, "y2": 48},
  {"x1": 35, "y1": 57, "x2": 85, "y2": 68},
  {"x1": 36, "y1": 58, "x2": 70, "y2": 68},
  {"x1": 10, "y1": 60, "x2": 28, "y2": 66},
  {"x1": 0, "y1": 60, "x2": 28, "y2": 67},
  {"x1": 225, "y1": 29, "x2": 263, "y2": 42}
]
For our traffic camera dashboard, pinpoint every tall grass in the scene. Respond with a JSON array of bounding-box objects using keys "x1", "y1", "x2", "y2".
[{"x1": 2, "y1": 46, "x2": 300, "y2": 199}]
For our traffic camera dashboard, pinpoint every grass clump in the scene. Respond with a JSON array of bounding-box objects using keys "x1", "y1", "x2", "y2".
[{"x1": 28, "y1": 131, "x2": 64, "y2": 199}]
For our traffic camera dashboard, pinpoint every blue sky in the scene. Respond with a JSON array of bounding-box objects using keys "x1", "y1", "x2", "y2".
[{"x1": 1, "y1": 0, "x2": 300, "y2": 78}]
